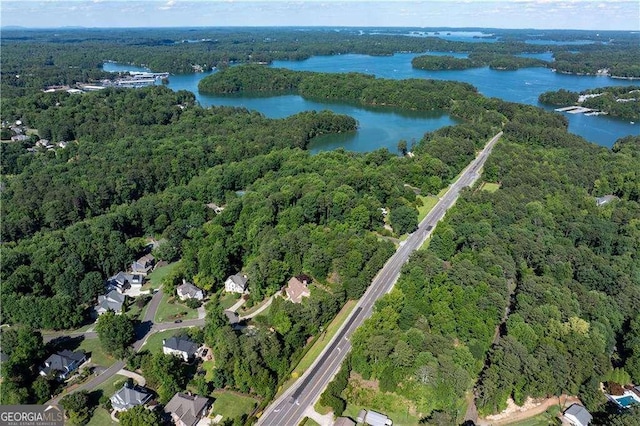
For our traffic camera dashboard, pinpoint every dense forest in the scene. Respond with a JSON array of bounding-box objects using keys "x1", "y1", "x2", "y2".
[
  {"x1": 1, "y1": 27, "x2": 639, "y2": 100},
  {"x1": 2, "y1": 28, "x2": 639, "y2": 424},
  {"x1": 349, "y1": 114, "x2": 640, "y2": 423},
  {"x1": 539, "y1": 86, "x2": 640, "y2": 121},
  {"x1": 411, "y1": 53, "x2": 548, "y2": 71}
]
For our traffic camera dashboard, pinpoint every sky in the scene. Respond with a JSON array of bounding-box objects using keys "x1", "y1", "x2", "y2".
[{"x1": 1, "y1": 0, "x2": 639, "y2": 31}]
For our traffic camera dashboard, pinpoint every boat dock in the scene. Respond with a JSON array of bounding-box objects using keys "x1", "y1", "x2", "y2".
[{"x1": 554, "y1": 105, "x2": 606, "y2": 115}]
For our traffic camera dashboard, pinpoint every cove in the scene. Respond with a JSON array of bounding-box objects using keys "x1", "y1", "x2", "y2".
[
  {"x1": 104, "y1": 62, "x2": 458, "y2": 153},
  {"x1": 271, "y1": 53, "x2": 639, "y2": 147},
  {"x1": 104, "y1": 55, "x2": 639, "y2": 149}
]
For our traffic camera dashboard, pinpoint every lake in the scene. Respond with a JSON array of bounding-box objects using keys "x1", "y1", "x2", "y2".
[{"x1": 104, "y1": 52, "x2": 639, "y2": 149}]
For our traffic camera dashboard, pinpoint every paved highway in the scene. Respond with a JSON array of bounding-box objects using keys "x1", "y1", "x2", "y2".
[{"x1": 257, "y1": 131, "x2": 502, "y2": 426}]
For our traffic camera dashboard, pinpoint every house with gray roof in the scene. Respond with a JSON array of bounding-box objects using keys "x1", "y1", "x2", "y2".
[
  {"x1": 177, "y1": 280, "x2": 204, "y2": 301},
  {"x1": 162, "y1": 336, "x2": 199, "y2": 362},
  {"x1": 107, "y1": 271, "x2": 143, "y2": 294},
  {"x1": 164, "y1": 393, "x2": 211, "y2": 426},
  {"x1": 110, "y1": 383, "x2": 153, "y2": 411},
  {"x1": 95, "y1": 289, "x2": 126, "y2": 315},
  {"x1": 131, "y1": 254, "x2": 155, "y2": 275},
  {"x1": 39, "y1": 350, "x2": 87, "y2": 380},
  {"x1": 564, "y1": 404, "x2": 592, "y2": 426},
  {"x1": 224, "y1": 273, "x2": 249, "y2": 294}
]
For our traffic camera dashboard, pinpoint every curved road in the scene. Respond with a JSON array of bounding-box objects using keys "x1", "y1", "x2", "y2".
[
  {"x1": 257, "y1": 131, "x2": 502, "y2": 426},
  {"x1": 46, "y1": 288, "x2": 210, "y2": 405}
]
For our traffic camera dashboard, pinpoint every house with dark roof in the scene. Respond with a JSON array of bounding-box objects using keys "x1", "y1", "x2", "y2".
[
  {"x1": 563, "y1": 404, "x2": 592, "y2": 426},
  {"x1": 110, "y1": 383, "x2": 153, "y2": 411},
  {"x1": 177, "y1": 280, "x2": 204, "y2": 301},
  {"x1": 164, "y1": 393, "x2": 211, "y2": 426},
  {"x1": 334, "y1": 417, "x2": 356, "y2": 426},
  {"x1": 39, "y1": 350, "x2": 87, "y2": 380},
  {"x1": 131, "y1": 254, "x2": 155, "y2": 275},
  {"x1": 95, "y1": 289, "x2": 126, "y2": 315},
  {"x1": 162, "y1": 336, "x2": 199, "y2": 362},
  {"x1": 285, "y1": 275, "x2": 311, "y2": 304},
  {"x1": 224, "y1": 273, "x2": 249, "y2": 294},
  {"x1": 107, "y1": 271, "x2": 143, "y2": 294}
]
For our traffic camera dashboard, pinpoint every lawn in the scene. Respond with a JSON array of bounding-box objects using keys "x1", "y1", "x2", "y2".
[
  {"x1": 94, "y1": 375, "x2": 128, "y2": 398},
  {"x1": 86, "y1": 408, "x2": 115, "y2": 426},
  {"x1": 416, "y1": 195, "x2": 439, "y2": 221},
  {"x1": 141, "y1": 329, "x2": 183, "y2": 354},
  {"x1": 79, "y1": 338, "x2": 116, "y2": 368},
  {"x1": 219, "y1": 292, "x2": 241, "y2": 310},
  {"x1": 481, "y1": 182, "x2": 501, "y2": 193},
  {"x1": 144, "y1": 261, "x2": 180, "y2": 291},
  {"x1": 201, "y1": 359, "x2": 216, "y2": 380},
  {"x1": 342, "y1": 399, "x2": 419, "y2": 426},
  {"x1": 154, "y1": 293, "x2": 198, "y2": 323},
  {"x1": 211, "y1": 390, "x2": 258, "y2": 421},
  {"x1": 300, "y1": 417, "x2": 321, "y2": 426},
  {"x1": 503, "y1": 406, "x2": 562, "y2": 426}
]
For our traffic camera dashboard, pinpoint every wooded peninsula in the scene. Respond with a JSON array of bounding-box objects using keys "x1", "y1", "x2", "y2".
[{"x1": 1, "y1": 27, "x2": 639, "y2": 426}]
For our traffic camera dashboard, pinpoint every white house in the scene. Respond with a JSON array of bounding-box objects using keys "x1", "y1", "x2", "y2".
[
  {"x1": 110, "y1": 384, "x2": 153, "y2": 411},
  {"x1": 39, "y1": 350, "x2": 87, "y2": 380},
  {"x1": 564, "y1": 404, "x2": 592, "y2": 426},
  {"x1": 162, "y1": 336, "x2": 199, "y2": 362},
  {"x1": 225, "y1": 273, "x2": 249, "y2": 294},
  {"x1": 177, "y1": 280, "x2": 204, "y2": 301},
  {"x1": 164, "y1": 393, "x2": 211, "y2": 426}
]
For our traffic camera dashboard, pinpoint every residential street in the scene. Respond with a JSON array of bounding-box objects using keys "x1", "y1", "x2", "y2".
[{"x1": 257, "y1": 131, "x2": 503, "y2": 426}]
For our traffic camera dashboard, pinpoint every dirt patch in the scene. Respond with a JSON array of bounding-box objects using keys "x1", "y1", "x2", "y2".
[
  {"x1": 350, "y1": 372, "x2": 379, "y2": 390},
  {"x1": 477, "y1": 395, "x2": 581, "y2": 426}
]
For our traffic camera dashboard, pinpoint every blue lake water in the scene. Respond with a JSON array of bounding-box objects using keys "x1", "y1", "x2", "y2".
[{"x1": 104, "y1": 53, "x2": 640, "y2": 150}]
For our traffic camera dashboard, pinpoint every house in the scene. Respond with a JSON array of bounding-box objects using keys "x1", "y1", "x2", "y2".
[
  {"x1": 39, "y1": 350, "x2": 87, "y2": 380},
  {"x1": 162, "y1": 336, "x2": 199, "y2": 362},
  {"x1": 11, "y1": 134, "x2": 29, "y2": 142},
  {"x1": 164, "y1": 393, "x2": 211, "y2": 426},
  {"x1": 225, "y1": 273, "x2": 249, "y2": 294},
  {"x1": 563, "y1": 404, "x2": 592, "y2": 426},
  {"x1": 95, "y1": 289, "x2": 126, "y2": 315},
  {"x1": 131, "y1": 254, "x2": 155, "y2": 275},
  {"x1": 177, "y1": 280, "x2": 204, "y2": 301},
  {"x1": 285, "y1": 275, "x2": 311, "y2": 304},
  {"x1": 107, "y1": 271, "x2": 143, "y2": 294},
  {"x1": 334, "y1": 417, "x2": 356, "y2": 426},
  {"x1": 357, "y1": 409, "x2": 393, "y2": 426},
  {"x1": 206, "y1": 203, "x2": 225, "y2": 214},
  {"x1": 595, "y1": 195, "x2": 617, "y2": 206},
  {"x1": 110, "y1": 383, "x2": 153, "y2": 411}
]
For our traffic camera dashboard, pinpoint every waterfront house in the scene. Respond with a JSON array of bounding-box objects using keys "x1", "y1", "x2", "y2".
[
  {"x1": 162, "y1": 336, "x2": 199, "y2": 362},
  {"x1": 164, "y1": 393, "x2": 211, "y2": 426},
  {"x1": 39, "y1": 350, "x2": 87, "y2": 380},
  {"x1": 224, "y1": 273, "x2": 249, "y2": 294}
]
